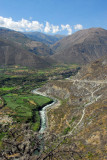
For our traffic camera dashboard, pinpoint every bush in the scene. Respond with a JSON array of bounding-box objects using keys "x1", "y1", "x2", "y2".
[{"x1": 63, "y1": 127, "x2": 70, "y2": 135}]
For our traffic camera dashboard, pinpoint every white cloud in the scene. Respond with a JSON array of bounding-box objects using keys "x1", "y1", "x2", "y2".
[
  {"x1": 44, "y1": 22, "x2": 60, "y2": 34},
  {"x1": 0, "y1": 16, "x2": 43, "y2": 32},
  {"x1": 74, "y1": 24, "x2": 83, "y2": 30},
  {"x1": 44, "y1": 21, "x2": 51, "y2": 33},
  {"x1": 51, "y1": 25, "x2": 59, "y2": 33},
  {"x1": 0, "y1": 16, "x2": 83, "y2": 35},
  {"x1": 61, "y1": 24, "x2": 72, "y2": 35}
]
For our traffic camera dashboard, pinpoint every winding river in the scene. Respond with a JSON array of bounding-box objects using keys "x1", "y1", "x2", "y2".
[{"x1": 32, "y1": 89, "x2": 56, "y2": 133}]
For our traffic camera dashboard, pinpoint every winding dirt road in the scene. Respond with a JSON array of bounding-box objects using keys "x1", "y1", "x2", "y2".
[{"x1": 66, "y1": 79, "x2": 107, "y2": 84}]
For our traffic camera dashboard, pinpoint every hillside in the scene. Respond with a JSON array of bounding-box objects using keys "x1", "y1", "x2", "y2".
[
  {"x1": 52, "y1": 28, "x2": 107, "y2": 64},
  {"x1": 0, "y1": 27, "x2": 53, "y2": 56},
  {"x1": 0, "y1": 38, "x2": 50, "y2": 68},
  {"x1": 74, "y1": 56, "x2": 107, "y2": 80},
  {"x1": 24, "y1": 31, "x2": 65, "y2": 46},
  {"x1": 38, "y1": 58, "x2": 107, "y2": 159}
]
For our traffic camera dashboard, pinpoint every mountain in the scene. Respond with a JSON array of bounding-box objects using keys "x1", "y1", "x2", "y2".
[
  {"x1": 39, "y1": 57, "x2": 107, "y2": 159},
  {"x1": 52, "y1": 28, "x2": 107, "y2": 64},
  {"x1": 0, "y1": 27, "x2": 53, "y2": 56},
  {"x1": 24, "y1": 31, "x2": 65, "y2": 46},
  {"x1": 0, "y1": 38, "x2": 51, "y2": 68},
  {"x1": 74, "y1": 56, "x2": 107, "y2": 80}
]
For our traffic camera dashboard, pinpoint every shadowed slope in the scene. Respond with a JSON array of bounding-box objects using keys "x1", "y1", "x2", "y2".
[{"x1": 0, "y1": 39, "x2": 50, "y2": 68}]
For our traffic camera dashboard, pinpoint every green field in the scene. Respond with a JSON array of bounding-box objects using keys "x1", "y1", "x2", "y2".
[
  {"x1": 3, "y1": 93, "x2": 52, "y2": 131},
  {"x1": 0, "y1": 64, "x2": 80, "y2": 132},
  {"x1": 0, "y1": 87, "x2": 15, "y2": 91}
]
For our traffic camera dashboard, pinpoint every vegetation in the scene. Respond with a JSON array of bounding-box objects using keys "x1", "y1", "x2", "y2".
[
  {"x1": 0, "y1": 87, "x2": 15, "y2": 91},
  {"x1": 3, "y1": 93, "x2": 52, "y2": 129},
  {"x1": 0, "y1": 64, "x2": 79, "y2": 129},
  {"x1": 63, "y1": 127, "x2": 70, "y2": 135},
  {"x1": 0, "y1": 64, "x2": 80, "y2": 159},
  {"x1": 0, "y1": 99, "x2": 2, "y2": 105}
]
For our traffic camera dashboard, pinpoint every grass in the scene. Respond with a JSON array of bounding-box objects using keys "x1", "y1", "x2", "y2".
[
  {"x1": 0, "y1": 132, "x2": 7, "y2": 149},
  {"x1": 3, "y1": 93, "x2": 52, "y2": 115},
  {"x1": 32, "y1": 111, "x2": 41, "y2": 131},
  {"x1": 0, "y1": 87, "x2": 15, "y2": 91},
  {"x1": 3, "y1": 93, "x2": 53, "y2": 131},
  {"x1": 87, "y1": 152, "x2": 94, "y2": 159},
  {"x1": 0, "y1": 99, "x2": 2, "y2": 105},
  {"x1": 0, "y1": 132, "x2": 5, "y2": 141}
]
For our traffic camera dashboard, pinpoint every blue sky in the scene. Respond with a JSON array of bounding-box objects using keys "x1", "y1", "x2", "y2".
[{"x1": 0, "y1": 0, "x2": 106, "y2": 35}]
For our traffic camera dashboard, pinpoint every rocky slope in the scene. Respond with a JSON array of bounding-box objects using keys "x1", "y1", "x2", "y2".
[
  {"x1": 0, "y1": 27, "x2": 53, "y2": 56},
  {"x1": 0, "y1": 38, "x2": 51, "y2": 68},
  {"x1": 39, "y1": 58, "x2": 107, "y2": 159},
  {"x1": 52, "y1": 28, "x2": 107, "y2": 64},
  {"x1": 74, "y1": 56, "x2": 107, "y2": 80}
]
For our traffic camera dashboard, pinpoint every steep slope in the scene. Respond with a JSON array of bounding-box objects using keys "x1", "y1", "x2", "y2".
[
  {"x1": 0, "y1": 27, "x2": 53, "y2": 56},
  {"x1": 24, "y1": 31, "x2": 65, "y2": 46},
  {"x1": 74, "y1": 56, "x2": 107, "y2": 80},
  {"x1": 25, "y1": 41, "x2": 53, "y2": 56},
  {"x1": 39, "y1": 58, "x2": 107, "y2": 159},
  {"x1": 52, "y1": 28, "x2": 107, "y2": 64},
  {"x1": 0, "y1": 38, "x2": 50, "y2": 68}
]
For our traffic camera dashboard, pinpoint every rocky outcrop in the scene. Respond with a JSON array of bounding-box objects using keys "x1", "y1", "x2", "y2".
[{"x1": 0, "y1": 124, "x2": 40, "y2": 160}]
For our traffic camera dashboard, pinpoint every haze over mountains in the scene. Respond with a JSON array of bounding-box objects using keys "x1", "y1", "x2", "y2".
[
  {"x1": 0, "y1": 27, "x2": 107, "y2": 68},
  {"x1": 24, "y1": 31, "x2": 65, "y2": 46}
]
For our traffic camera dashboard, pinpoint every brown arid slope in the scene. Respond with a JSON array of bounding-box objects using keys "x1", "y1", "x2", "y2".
[
  {"x1": 26, "y1": 40, "x2": 53, "y2": 56},
  {"x1": 0, "y1": 27, "x2": 53, "y2": 56},
  {"x1": 73, "y1": 56, "x2": 107, "y2": 80},
  {"x1": 52, "y1": 28, "x2": 107, "y2": 64},
  {"x1": 0, "y1": 39, "x2": 50, "y2": 68},
  {"x1": 39, "y1": 58, "x2": 107, "y2": 159}
]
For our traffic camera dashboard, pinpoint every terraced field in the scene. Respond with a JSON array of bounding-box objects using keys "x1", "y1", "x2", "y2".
[{"x1": 3, "y1": 93, "x2": 52, "y2": 130}]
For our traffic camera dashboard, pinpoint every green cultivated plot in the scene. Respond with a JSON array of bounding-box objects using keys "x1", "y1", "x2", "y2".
[
  {"x1": 0, "y1": 87, "x2": 15, "y2": 91},
  {"x1": 3, "y1": 93, "x2": 52, "y2": 131}
]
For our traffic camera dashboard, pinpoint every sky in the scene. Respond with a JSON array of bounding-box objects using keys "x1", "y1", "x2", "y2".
[{"x1": 0, "y1": 0, "x2": 106, "y2": 35}]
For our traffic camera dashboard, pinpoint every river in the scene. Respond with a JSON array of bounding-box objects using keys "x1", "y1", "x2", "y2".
[{"x1": 32, "y1": 89, "x2": 56, "y2": 133}]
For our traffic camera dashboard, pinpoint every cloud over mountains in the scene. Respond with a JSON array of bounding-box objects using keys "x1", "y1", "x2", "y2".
[{"x1": 0, "y1": 16, "x2": 83, "y2": 35}]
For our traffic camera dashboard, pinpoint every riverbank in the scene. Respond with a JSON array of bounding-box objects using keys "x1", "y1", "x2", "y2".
[{"x1": 32, "y1": 89, "x2": 61, "y2": 133}]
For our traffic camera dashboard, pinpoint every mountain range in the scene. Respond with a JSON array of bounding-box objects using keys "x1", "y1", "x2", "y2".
[
  {"x1": 0, "y1": 38, "x2": 51, "y2": 68},
  {"x1": 0, "y1": 27, "x2": 107, "y2": 68},
  {"x1": 24, "y1": 31, "x2": 65, "y2": 46},
  {"x1": 0, "y1": 27, "x2": 107, "y2": 159},
  {"x1": 0, "y1": 28, "x2": 54, "y2": 68}
]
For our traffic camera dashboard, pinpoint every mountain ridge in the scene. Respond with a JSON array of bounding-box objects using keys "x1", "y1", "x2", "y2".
[
  {"x1": 0, "y1": 27, "x2": 54, "y2": 56},
  {"x1": 52, "y1": 28, "x2": 107, "y2": 64},
  {"x1": 0, "y1": 38, "x2": 51, "y2": 68},
  {"x1": 24, "y1": 31, "x2": 65, "y2": 46}
]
